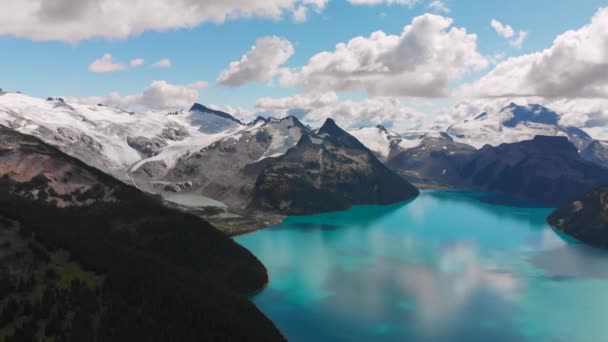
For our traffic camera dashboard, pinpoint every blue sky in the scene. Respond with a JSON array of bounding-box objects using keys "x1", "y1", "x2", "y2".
[{"x1": 0, "y1": 0, "x2": 606, "y2": 133}]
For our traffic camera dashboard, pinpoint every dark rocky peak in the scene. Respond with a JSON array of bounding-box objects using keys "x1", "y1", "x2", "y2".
[
  {"x1": 189, "y1": 103, "x2": 243, "y2": 125},
  {"x1": 252, "y1": 115, "x2": 269, "y2": 125},
  {"x1": 318, "y1": 118, "x2": 369, "y2": 151},
  {"x1": 318, "y1": 118, "x2": 342, "y2": 135},
  {"x1": 502, "y1": 103, "x2": 560, "y2": 127},
  {"x1": 295, "y1": 133, "x2": 316, "y2": 147}
]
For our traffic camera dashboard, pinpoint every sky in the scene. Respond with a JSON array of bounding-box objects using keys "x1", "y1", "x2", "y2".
[{"x1": 0, "y1": 0, "x2": 607, "y2": 137}]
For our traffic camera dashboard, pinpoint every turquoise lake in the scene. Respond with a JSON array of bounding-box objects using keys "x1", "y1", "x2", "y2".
[{"x1": 237, "y1": 191, "x2": 608, "y2": 341}]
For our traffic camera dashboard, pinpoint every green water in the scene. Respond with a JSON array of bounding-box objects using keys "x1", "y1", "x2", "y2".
[{"x1": 237, "y1": 191, "x2": 608, "y2": 341}]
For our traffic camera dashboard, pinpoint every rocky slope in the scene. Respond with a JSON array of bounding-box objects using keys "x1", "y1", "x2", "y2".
[
  {"x1": 348, "y1": 125, "x2": 409, "y2": 161},
  {"x1": 250, "y1": 119, "x2": 419, "y2": 215},
  {"x1": 0, "y1": 125, "x2": 284, "y2": 341},
  {"x1": 387, "y1": 133, "x2": 476, "y2": 187},
  {"x1": 581, "y1": 140, "x2": 608, "y2": 169},
  {"x1": 458, "y1": 136, "x2": 608, "y2": 205},
  {"x1": 548, "y1": 187, "x2": 608, "y2": 249},
  {"x1": 134, "y1": 116, "x2": 310, "y2": 207},
  {"x1": 388, "y1": 135, "x2": 608, "y2": 206}
]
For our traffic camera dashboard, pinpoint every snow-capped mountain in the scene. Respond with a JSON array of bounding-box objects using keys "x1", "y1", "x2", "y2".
[
  {"x1": 251, "y1": 119, "x2": 419, "y2": 215},
  {"x1": 133, "y1": 115, "x2": 311, "y2": 207},
  {"x1": 446, "y1": 103, "x2": 594, "y2": 150},
  {"x1": 348, "y1": 125, "x2": 421, "y2": 161},
  {"x1": 0, "y1": 93, "x2": 247, "y2": 182},
  {"x1": 0, "y1": 92, "x2": 321, "y2": 208}
]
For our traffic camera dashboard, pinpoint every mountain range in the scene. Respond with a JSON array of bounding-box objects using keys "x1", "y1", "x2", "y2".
[
  {"x1": 2, "y1": 92, "x2": 608, "y2": 239},
  {"x1": 2, "y1": 91, "x2": 608, "y2": 341}
]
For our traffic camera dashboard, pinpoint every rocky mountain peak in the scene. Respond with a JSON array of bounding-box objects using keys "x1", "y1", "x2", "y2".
[
  {"x1": 502, "y1": 103, "x2": 560, "y2": 127},
  {"x1": 189, "y1": 103, "x2": 243, "y2": 125},
  {"x1": 318, "y1": 118, "x2": 341, "y2": 135}
]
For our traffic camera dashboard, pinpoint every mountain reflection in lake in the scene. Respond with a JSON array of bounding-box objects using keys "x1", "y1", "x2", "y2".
[{"x1": 237, "y1": 191, "x2": 608, "y2": 341}]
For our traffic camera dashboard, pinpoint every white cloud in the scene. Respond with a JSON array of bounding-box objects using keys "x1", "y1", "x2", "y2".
[
  {"x1": 347, "y1": 0, "x2": 419, "y2": 6},
  {"x1": 428, "y1": 1, "x2": 449, "y2": 13},
  {"x1": 217, "y1": 36, "x2": 295, "y2": 87},
  {"x1": 256, "y1": 92, "x2": 424, "y2": 131},
  {"x1": 0, "y1": 0, "x2": 329, "y2": 42},
  {"x1": 459, "y1": 8, "x2": 608, "y2": 99},
  {"x1": 509, "y1": 31, "x2": 528, "y2": 48},
  {"x1": 66, "y1": 80, "x2": 208, "y2": 110},
  {"x1": 256, "y1": 92, "x2": 339, "y2": 116},
  {"x1": 491, "y1": 19, "x2": 527, "y2": 48},
  {"x1": 89, "y1": 54, "x2": 146, "y2": 72},
  {"x1": 487, "y1": 53, "x2": 507, "y2": 65},
  {"x1": 306, "y1": 97, "x2": 426, "y2": 131},
  {"x1": 280, "y1": 14, "x2": 488, "y2": 97},
  {"x1": 130, "y1": 58, "x2": 145, "y2": 68},
  {"x1": 152, "y1": 58, "x2": 172, "y2": 68},
  {"x1": 491, "y1": 19, "x2": 514, "y2": 38},
  {"x1": 88, "y1": 54, "x2": 128, "y2": 73}
]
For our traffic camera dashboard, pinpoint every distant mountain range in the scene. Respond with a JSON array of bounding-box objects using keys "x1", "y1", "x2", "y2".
[{"x1": 1, "y1": 93, "x2": 607, "y2": 213}]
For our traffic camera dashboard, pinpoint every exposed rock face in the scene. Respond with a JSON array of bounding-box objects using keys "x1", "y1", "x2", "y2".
[
  {"x1": 0, "y1": 125, "x2": 118, "y2": 207},
  {"x1": 142, "y1": 116, "x2": 310, "y2": 207},
  {"x1": 127, "y1": 122, "x2": 191, "y2": 158},
  {"x1": 548, "y1": 187, "x2": 608, "y2": 249},
  {"x1": 388, "y1": 135, "x2": 476, "y2": 187},
  {"x1": 581, "y1": 140, "x2": 608, "y2": 169},
  {"x1": 388, "y1": 135, "x2": 608, "y2": 206},
  {"x1": 250, "y1": 119, "x2": 419, "y2": 215},
  {"x1": 189, "y1": 103, "x2": 244, "y2": 134},
  {"x1": 458, "y1": 136, "x2": 608, "y2": 205},
  {"x1": 190, "y1": 103, "x2": 244, "y2": 125},
  {"x1": 348, "y1": 125, "x2": 405, "y2": 161},
  {"x1": 127, "y1": 136, "x2": 168, "y2": 157}
]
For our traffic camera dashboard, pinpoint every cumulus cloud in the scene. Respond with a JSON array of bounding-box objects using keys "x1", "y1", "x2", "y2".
[
  {"x1": 280, "y1": 14, "x2": 488, "y2": 97},
  {"x1": 217, "y1": 36, "x2": 295, "y2": 87},
  {"x1": 0, "y1": 0, "x2": 329, "y2": 42},
  {"x1": 491, "y1": 19, "x2": 514, "y2": 38},
  {"x1": 458, "y1": 8, "x2": 608, "y2": 99},
  {"x1": 89, "y1": 54, "x2": 146, "y2": 73},
  {"x1": 88, "y1": 54, "x2": 128, "y2": 73},
  {"x1": 256, "y1": 92, "x2": 339, "y2": 116},
  {"x1": 428, "y1": 1, "x2": 449, "y2": 13},
  {"x1": 491, "y1": 19, "x2": 527, "y2": 48},
  {"x1": 152, "y1": 58, "x2": 172, "y2": 68},
  {"x1": 256, "y1": 92, "x2": 424, "y2": 131},
  {"x1": 67, "y1": 80, "x2": 208, "y2": 110}
]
